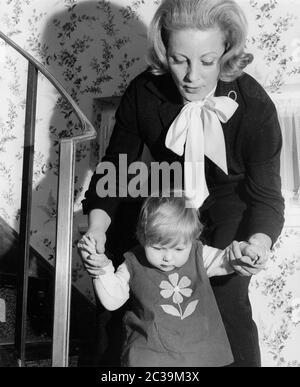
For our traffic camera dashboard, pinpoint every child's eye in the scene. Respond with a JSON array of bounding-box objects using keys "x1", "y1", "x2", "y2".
[{"x1": 152, "y1": 246, "x2": 162, "y2": 251}]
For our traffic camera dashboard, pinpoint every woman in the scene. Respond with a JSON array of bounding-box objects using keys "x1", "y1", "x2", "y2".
[{"x1": 81, "y1": 0, "x2": 284, "y2": 367}]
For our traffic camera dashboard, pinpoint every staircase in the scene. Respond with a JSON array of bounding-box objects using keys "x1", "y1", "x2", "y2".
[
  {"x1": 0, "y1": 30, "x2": 98, "y2": 366},
  {"x1": 0, "y1": 216, "x2": 101, "y2": 367}
]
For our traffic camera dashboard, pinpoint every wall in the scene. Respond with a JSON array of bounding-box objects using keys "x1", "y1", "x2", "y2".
[{"x1": 0, "y1": 0, "x2": 299, "y2": 366}]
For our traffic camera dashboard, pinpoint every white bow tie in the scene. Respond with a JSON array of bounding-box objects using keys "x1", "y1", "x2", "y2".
[{"x1": 165, "y1": 95, "x2": 239, "y2": 208}]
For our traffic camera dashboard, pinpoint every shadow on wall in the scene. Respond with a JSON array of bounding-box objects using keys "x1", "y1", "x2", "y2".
[
  {"x1": 37, "y1": 1, "x2": 148, "y2": 365},
  {"x1": 36, "y1": 0, "x2": 148, "y2": 274}
]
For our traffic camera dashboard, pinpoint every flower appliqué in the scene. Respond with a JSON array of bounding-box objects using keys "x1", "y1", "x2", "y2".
[{"x1": 159, "y1": 273, "x2": 199, "y2": 320}]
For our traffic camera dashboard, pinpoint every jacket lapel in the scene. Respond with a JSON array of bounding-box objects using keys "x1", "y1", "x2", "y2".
[
  {"x1": 158, "y1": 101, "x2": 183, "y2": 132},
  {"x1": 145, "y1": 73, "x2": 183, "y2": 131}
]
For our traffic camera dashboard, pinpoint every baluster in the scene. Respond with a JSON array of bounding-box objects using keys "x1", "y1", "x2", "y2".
[
  {"x1": 52, "y1": 139, "x2": 75, "y2": 367},
  {"x1": 15, "y1": 62, "x2": 38, "y2": 366}
]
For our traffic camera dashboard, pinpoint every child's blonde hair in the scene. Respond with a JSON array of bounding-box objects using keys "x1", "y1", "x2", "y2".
[{"x1": 136, "y1": 191, "x2": 202, "y2": 247}]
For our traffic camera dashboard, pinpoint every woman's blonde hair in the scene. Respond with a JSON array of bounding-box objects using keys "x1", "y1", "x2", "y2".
[
  {"x1": 147, "y1": 0, "x2": 253, "y2": 81},
  {"x1": 136, "y1": 191, "x2": 202, "y2": 247}
]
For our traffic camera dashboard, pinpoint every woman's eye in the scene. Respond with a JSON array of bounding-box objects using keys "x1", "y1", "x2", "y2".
[
  {"x1": 152, "y1": 246, "x2": 162, "y2": 251},
  {"x1": 201, "y1": 60, "x2": 215, "y2": 66},
  {"x1": 170, "y1": 57, "x2": 186, "y2": 64}
]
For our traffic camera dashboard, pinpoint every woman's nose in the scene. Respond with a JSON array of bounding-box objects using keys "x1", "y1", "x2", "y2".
[{"x1": 185, "y1": 62, "x2": 202, "y2": 83}]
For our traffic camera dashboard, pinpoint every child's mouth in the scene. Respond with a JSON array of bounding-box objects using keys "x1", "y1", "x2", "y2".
[{"x1": 160, "y1": 264, "x2": 174, "y2": 271}]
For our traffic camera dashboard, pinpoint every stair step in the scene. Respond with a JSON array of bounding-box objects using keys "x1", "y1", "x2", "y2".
[
  {"x1": 0, "y1": 278, "x2": 94, "y2": 366},
  {"x1": 0, "y1": 216, "x2": 100, "y2": 367},
  {"x1": 0, "y1": 345, "x2": 18, "y2": 367},
  {"x1": 0, "y1": 343, "x2": 79, "y2": 367},
  {"x1": 0, "y1": 284, "x2": 52, "y2": 346}
]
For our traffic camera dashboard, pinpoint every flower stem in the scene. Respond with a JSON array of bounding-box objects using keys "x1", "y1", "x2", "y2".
[{"x1": 177, "y1": 302, "x2": 183, "y2": 320}]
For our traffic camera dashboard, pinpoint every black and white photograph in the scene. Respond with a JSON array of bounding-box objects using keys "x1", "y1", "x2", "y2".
[{"x1": 0, "y1": 0, "x2": 299, "y2": 370}]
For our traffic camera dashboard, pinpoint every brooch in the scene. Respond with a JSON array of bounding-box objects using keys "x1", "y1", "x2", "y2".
[{"x1": 227, "y1": 90, "x2": 237, "y2": 101}]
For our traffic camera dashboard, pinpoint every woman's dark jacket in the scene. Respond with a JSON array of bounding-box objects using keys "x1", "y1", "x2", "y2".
[{"x1": 82, "y1": 69, "x2": 285, "y2": 248}]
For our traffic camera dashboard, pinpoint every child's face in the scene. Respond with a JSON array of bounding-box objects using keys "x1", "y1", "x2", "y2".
[{"x1": 145, "y1": 239, "x2": 193, "y2": 272}]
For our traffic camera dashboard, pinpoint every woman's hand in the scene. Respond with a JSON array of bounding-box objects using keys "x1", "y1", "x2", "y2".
[
  {"x1": 77, "y1": 233, "x2": 97, "y2": 259},
  {"x1": 79, "y1": 209, "x2": 111, "y2": 277},
  {"x1": 83, "y1": 252, "x2": 110, "y2": 278},
  {"x1": 78, "y1": 232, "x2": 109, "y2": 278},
  {"x1": 86, "y1": 227, "x2": 107, "y2": 254},
  {"x1": 228, "y1": 240, "x2": 269, "y2": 276},
  {"x1": 84, "y1": 209, "x2": 110, "y2": 254}
]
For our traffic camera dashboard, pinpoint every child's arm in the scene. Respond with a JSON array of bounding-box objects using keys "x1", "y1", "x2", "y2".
[
  {"x1": 203, "y1": 245, "x2": 233, "y2": 277},
  {"x1": 92, "y1": 260, "x2": 130, "y2": 311},
  {"x1": 203, "y1": 241, "x2": 265, "y2": 277},
  {"x1": 78, "y1": 234, "x2": 130, "y2": 310}
]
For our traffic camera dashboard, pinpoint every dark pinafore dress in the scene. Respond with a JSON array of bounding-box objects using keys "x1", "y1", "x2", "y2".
[{"x1": 121, "y1": 241, "x2": 233, "y2": 367}]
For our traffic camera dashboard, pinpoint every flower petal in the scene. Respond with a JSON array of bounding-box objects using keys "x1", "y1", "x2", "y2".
[
  {"x1": 160, "y1": 289, "x2": 174, "y2": 299},
  {"x1": 168, "y1": 273, "x2": 179, "y2": 287},
  {"x1": 173, "y1": 291, "x2": 183, "y2": 304},
  {"x1": 178, "y1": 276, "x2": 191, "y2": 289},
  {"x1": 159, "y1": 280, "x2": 174, "y2": 290},
  {"x1": 180, "y1": 288, "x2": 193, "y2": 298}
]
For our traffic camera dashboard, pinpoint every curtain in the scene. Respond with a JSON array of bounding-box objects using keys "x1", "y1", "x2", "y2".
[{"x1": 270, "y1": 87, "x2": 300, "y2": 204}]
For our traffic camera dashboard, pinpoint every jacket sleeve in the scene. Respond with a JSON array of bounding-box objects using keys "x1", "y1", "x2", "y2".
[
  {"x1": 82, "y1": 78, "x2": 144, "y2": 218},
  {"x1": 243, "y1": 100, "x2": 285, "y2": 245}
]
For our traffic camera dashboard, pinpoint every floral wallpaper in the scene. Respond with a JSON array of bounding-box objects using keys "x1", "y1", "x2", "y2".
[
  {"x1": 0, "y1": 0, "x2": 299, "y2": 366},
  {"x1": 249, "y1": 227, "x2": 300, "y2": 366},
  {"x1": 247, "y1": 0, "x2": 300, "y2": 91}
]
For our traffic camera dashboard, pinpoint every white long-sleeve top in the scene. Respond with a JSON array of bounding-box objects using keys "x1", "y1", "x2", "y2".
[{"x1": 92, "y1": 244, "x2": 233, "y2": 311}]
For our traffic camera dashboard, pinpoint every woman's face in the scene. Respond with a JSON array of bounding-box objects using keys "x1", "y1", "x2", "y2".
[{"x1": 167, "y1": 28, "x2": 225, "y2": 101}]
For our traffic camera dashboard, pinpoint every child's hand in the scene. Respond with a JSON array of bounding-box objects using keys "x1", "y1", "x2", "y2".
[
  {"x1": 228, "y1": 241, "x2": 269, "y2": 276},
  {"x1": 78, "y1": 233, "x2": 110, "y2": 277},
  {"x1": 77, "y1": 233, "x2": 97, "y2": 260}
]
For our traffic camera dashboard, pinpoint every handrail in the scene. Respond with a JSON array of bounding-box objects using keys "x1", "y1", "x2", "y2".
[
  {"x1": 0, "y1": 30, "x2": 97, "y2": 367},
  {"x1": 0, "y1": 30, "x2": 96, "y2": 141}
]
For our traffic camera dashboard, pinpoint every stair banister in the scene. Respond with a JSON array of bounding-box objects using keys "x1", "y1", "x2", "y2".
[{"x1": 0, "y1": 30, "x2": 97, "y2": 367}]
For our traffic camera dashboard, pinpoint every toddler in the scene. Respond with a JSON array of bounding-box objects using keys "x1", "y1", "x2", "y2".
[{"x1": 79, "y1": 192, "x2": 259, "y2": 367}]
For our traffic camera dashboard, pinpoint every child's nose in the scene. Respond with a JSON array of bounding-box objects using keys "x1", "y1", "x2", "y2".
[{"x1": 163, "y1": 250, "x2": 173, "y2": 262}]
